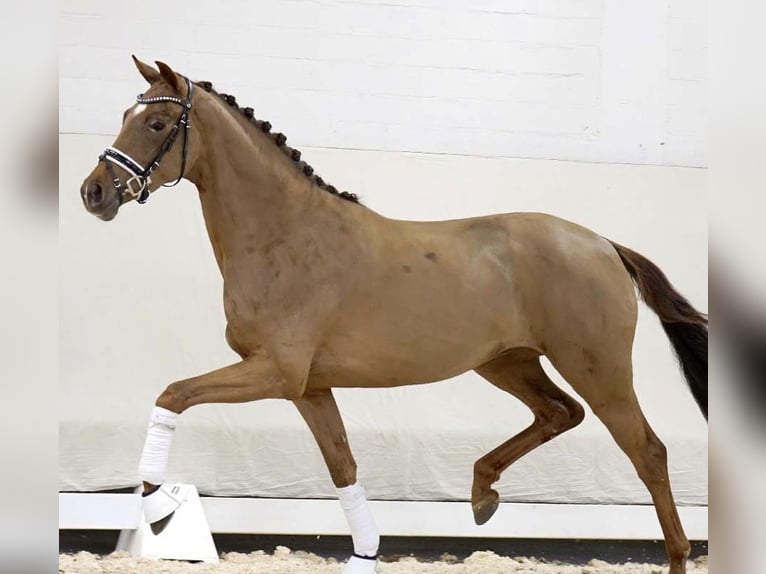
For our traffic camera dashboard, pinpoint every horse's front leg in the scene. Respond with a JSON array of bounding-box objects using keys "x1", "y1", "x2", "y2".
[
  {"x1": 138, "y1": 350, "x2": 304, "y2": 533},
  {"x1": 294, "y1": 389, "x2": 379, "y2": 574}
]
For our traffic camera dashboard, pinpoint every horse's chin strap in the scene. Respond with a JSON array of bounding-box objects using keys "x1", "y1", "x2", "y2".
[{"x1": 99, "y1": 76, "x2": 194, "y2": 206}]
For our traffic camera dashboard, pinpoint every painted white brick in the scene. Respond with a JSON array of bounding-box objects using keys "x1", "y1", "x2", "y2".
[
  {"x1": 667, "y1": 108, "x2": 706, "y2": 137},
  {"x1": 660, "y1": 135, "x2": 706, "y2": 166},
  {"x1": 190, "y1": 11, "x2": 601, "y2": 48},
  {"x1": 331, "y1": 0, "x2": 603, "y2": 20},
  {"x1": 60, "y1": 0, "x2": 109, "y2": 14},
  {"x1": 669, "y1": 0, "x2": 706, "y2": 20},
  {"x1": 668, "y1": 50, "x2": 706, "y2": 81},
  {"x1": 60, "y1": 0, "x2": 707, "y2": 167},
  {"x1": 668, "y1": 17, "x2": 707, "y2": 50},
  {"x1": 666, "y1": 79, "x2": 706, "y2": 110},
  {"x1": 519, "y1": 0, "x2": 603, "y2": 19}
]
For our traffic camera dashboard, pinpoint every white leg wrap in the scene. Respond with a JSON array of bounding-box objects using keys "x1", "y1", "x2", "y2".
[
  {"x1": 138, "y1": 406, "x2": 177, "y2": 485},
  {"x1": 337, "y1": 482, "x2": 379, "y2": 570}
]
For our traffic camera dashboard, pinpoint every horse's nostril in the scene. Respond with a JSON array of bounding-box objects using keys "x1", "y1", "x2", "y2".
[{"x1": 86, "y1": 182, "x2": 104, "y2": 207}]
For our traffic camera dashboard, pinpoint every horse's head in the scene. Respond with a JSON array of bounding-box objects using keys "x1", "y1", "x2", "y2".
[{"x1": 80, "y1": 57, "x2": 200, "y2": 221}]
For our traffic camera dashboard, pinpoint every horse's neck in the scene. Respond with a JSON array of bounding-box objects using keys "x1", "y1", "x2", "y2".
[{"x1": 186, "y1": 100, "x2": 360, "y2": 275}]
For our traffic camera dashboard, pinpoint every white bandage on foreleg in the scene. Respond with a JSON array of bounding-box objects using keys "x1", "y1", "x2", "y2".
[
  {"x1": 337, "y1": 482, "x2": 379, "y2": 558},
  {"x1": 138, "y1": 406, "x2": 177, "y2": 485}
]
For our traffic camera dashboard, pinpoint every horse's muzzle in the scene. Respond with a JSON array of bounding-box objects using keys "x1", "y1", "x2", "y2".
[{"x1": 81, "y1": 178, "x2": 120, "y2": 221}]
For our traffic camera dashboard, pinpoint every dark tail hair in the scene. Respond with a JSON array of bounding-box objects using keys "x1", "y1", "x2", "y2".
[{"x1": 610, "y1": 241, "x2": 708, "y2": 420}]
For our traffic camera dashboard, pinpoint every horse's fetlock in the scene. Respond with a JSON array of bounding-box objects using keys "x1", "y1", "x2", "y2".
[
  {"x1": 329, "y1": 460, "x2": 358, "y2": 488},
  {"x1": 473, "y1": 460, "x2": 500, "y2": 485}
]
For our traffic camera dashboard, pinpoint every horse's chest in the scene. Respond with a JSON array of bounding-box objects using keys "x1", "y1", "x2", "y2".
[{"x1": 220, "y1": 269, "x2": 332, "y2": 357}]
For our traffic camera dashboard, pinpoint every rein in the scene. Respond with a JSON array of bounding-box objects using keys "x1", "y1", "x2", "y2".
[{"x1": 99, "y1": 76, "x2": 194, "y2": 205}]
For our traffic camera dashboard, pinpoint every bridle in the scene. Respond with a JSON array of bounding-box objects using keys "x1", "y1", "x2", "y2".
[{"x1": 98, "y1": 76, "x2": 194, "y2": 205}]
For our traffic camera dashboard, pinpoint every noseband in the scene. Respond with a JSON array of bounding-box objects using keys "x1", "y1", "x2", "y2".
[{"x1": 99, "y1": 76, "x2": 194, "y2": 205}]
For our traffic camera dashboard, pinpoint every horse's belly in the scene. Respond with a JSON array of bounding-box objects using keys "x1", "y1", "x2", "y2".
[
  {"x1": 307, "y1": 354, "x2": 482, "y2": 389},
  {"x1": 307, "y1": 326, "x2": 518, "y2": 389},
  {"x1": 307, "y1": 256, "x2": 530, "y2": 388}
]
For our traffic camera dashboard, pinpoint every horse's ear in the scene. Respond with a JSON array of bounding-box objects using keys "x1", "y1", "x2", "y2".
[
  {"x1": 155, "y1": 61, "x2": 181, "y2": 93},
  {"x1": 132, "y1": 55, "x2": 160, "y2": 84}
]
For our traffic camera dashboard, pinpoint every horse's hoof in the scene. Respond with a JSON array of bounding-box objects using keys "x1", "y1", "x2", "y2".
[
  {"x1": 342, "y1": 555, "x2": 379, "y2": 574},
  {"x1": 150, "y1": 511, "x2": 175, "y2": 535},
  {"x1": 142, "y1": 482, "x2": 189, "y2": 534},
  {"x1": 472, "y1": 490, "x2": 499, "y2": 525}
]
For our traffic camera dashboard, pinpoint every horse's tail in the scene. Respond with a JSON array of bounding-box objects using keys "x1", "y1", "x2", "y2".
[{"x1": 610, "y1": 241, "x2": 708, "y2": 419}]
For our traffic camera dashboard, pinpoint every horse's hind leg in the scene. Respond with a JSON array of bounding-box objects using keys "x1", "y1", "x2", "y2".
[
  {"x1": 550, "y1": 350, "x2": 691, "y2": 574},
  {"x1": 472, "y1": 349, "x2": 585, "y2": 525},
  {"x1": 294, "y1": 389, "x2": 379, "y2": 574},
  {"x1": 596, "y1": 395, "x2": 690, "y2": 573}
]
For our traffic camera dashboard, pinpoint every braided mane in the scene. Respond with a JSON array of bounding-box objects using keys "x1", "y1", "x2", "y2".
[{"x1": 195, "y1": 80, "x2": 360, "y2": 204}]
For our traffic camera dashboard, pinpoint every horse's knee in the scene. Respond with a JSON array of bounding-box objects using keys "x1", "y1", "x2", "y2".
[{"x1": 156, "y1": 382, "x2": 188, "y2": 413}]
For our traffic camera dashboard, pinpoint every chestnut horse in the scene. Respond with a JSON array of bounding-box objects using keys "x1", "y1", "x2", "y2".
[{"x1": 79, "y1": 58, "x2": 707, "y2": 574}]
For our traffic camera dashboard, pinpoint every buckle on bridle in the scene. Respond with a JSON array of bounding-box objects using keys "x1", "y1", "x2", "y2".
[{"x1": 125, "y1": 174, "x2": 151, "y2": 203}]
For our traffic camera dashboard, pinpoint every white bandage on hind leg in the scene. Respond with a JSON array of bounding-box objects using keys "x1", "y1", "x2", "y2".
[
  {"x1": 337, "y1": 482, "x2": 379, "y2": 559},
  {"x1": 138, "y1": 406, "x2": 177, "y2": 485}
]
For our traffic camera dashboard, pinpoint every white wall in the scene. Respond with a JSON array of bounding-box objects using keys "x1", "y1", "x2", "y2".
[
  {"x1": 60, "y1": 0, "x2": 706, "y2": 166},
  {"x1": 60, "y1": 134, "x2": 707, "y2": 503}
]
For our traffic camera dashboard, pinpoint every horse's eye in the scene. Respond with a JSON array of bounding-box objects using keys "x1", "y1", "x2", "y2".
[{"x1": 149, "y1": 120, "x2": 166, "y2": 131}]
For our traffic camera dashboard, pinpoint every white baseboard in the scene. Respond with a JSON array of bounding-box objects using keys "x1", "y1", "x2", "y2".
[{"x1": 59, "y1": 492, "x2": 707, "y2": 540}]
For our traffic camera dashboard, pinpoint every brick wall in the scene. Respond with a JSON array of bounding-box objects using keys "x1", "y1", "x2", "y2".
[{"x1": 60, "y1": 0, "x2": 706, "y2": 166}]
